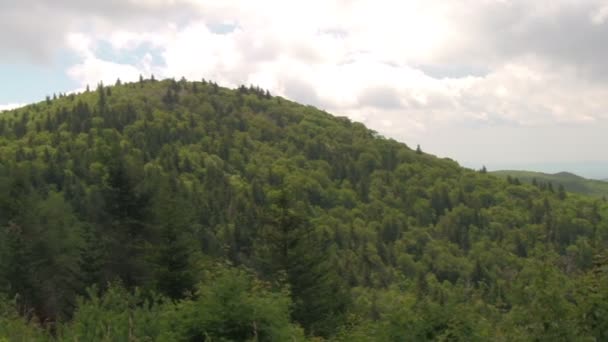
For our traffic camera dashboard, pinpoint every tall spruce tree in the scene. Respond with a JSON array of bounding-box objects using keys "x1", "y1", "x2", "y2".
[{"x1": 255, "y1": 191, "x2": 349, "y2": 336}]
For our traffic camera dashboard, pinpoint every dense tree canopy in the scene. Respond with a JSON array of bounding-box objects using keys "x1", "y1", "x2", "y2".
[{"x1": 0, "y1": 77, "x2": 607, "y2": 340}]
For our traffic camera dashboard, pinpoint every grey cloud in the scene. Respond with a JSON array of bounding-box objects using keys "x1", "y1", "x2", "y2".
[
  {"x1": 417, "y1": 64, "x2": 490, "y2": 79},
  {"x1": 235, "y1": 34, "x2": 281, "y2": 63},
  {"x1": 0, "y1": 0, "x2": 198, "y2": 20},
  {"x1": 423, "y1": 119, "x2": 608, "y2": 169},
  {"x1": 443, "y1": 1, "x2": 608, "y2": 81},
  {"x1": 282, "y1": 78, "x2": 324, "y2": 108},
  {"x1": 1, "y1": 7, "x2": 67, "y2": 63},
  {"x1": 357, "y1": 86, "x2": 402, "y2": 109},
  {"x1": 0, "y1": 0, "x2": 199, "y2": 63}
]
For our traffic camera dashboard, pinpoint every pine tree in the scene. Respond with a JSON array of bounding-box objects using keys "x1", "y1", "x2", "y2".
[
  {"x1": 97, "y1": 82, "x2": 106, "y2": 110},
  {"x1": 150, "y1": 183, "x2": 199, "y2": 299},
  {"x1": 255, "y1": 191, "x2": 349, "y2": 336},
  {"x1": 102, "y1": 157, "x2": 151, "y2": 288},
  {"x1": 558, "y1": 184, "x2": 567, "y2": 200}
]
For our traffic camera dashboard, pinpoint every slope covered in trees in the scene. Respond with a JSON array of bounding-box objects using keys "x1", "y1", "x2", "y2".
[
  {"x1": 0, "y1": 78, "x2": 607, "y2": 341},
  {"x1": 492, "y1": 170, "x2": 608, "y2": 199}
]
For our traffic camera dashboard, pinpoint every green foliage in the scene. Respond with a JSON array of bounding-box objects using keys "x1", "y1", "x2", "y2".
[
  {"x1": 254, "y1": 191, "x2": 350, "y2": 336},
  {"x1": 0, "y1": 77, "x2": 607, "y2": 339},
  {"x1": 57, "y1": 284, "x2": 170, "y2": 341},
  {"x1": 171, "y1": 265, "x2": 305, "y2": 341},
  {"x1": 0, "y1": 191, "x2": 83, "y2": 321},
  {"x1": 0, "y1": 295, "x2": 47, "y2": 341},
  {"x1": 60, "y1": 265, "x2": 305, "y2": 341},
  {"x1": 575, "y1": 253, "x2": 608, "y2": 341},
  {"x1": 493, "y1": 170, "x2": 608, "y2": 198}
]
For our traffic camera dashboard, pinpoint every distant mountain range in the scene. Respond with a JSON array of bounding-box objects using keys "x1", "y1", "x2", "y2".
[
  {"x1": 492, "y1": 170, "x2": 608, "y2": 198},
  {"x1": 481, "y1": 161, "x2": 608, "y2": 180}
]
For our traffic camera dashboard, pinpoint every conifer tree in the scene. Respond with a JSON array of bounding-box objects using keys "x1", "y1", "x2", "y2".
[{"x1": 255, "y1": 191, "x2": 349, "y2": 336}]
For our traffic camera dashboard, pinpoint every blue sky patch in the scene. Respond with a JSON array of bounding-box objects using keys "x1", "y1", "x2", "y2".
[
  {"x1": 208, "y1": 22, "x2": 238, "y2": 35},
  {"x1": 0, "y1": 51, "x2": 79, "y2": 104},
  {"x1": 95, "y1": 40, "x2": 165, "y2": 67}
]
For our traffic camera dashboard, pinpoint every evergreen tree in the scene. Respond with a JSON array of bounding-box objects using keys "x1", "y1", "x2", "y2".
[
  {"x1": 558, "y1": 184, "x2": 567, "y2": 200},
  {"x1": 97, "y1": 82, "x2": 106, "y2": 110},
  {"x1": 255, "y1": 191, "x2": 349, "y2": 336},
  {"x1": 150, "y1": 182, "x2": 199, "y2": 299},
  {"x1": 102, "y1": 157, "x2": 151, "y2": 288}
]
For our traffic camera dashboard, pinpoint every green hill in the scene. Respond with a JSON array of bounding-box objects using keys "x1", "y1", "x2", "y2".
[
  {"x1": 0, "y1": 78, "x2": 607, "y2": 341},
  {"x1": 492, "y1": 170, "x2": 608, "y2": 198}
]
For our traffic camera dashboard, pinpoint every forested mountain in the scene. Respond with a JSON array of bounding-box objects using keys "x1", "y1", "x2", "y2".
[
  {"x1": 1, "y1": 78, "x2": 607, "y2": 341},
  {"x1": 492, "y1": 170, "x2": 608, "y2": 199}
]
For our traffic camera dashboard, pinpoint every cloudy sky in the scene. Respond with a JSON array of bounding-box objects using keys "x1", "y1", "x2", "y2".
[{"x1": 2, "y1": 0, "x2": 608, "y2": 178}]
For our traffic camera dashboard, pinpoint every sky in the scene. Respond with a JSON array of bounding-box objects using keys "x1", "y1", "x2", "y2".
[{"x1": 1, "y1": 0, "x2": 608, "y2": 178}]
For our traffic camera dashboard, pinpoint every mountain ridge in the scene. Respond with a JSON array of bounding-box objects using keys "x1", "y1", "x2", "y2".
[
  {"x1": 492, "y1": 169, "x2": 608, "y2": 198},
  {"x1": 0, "y1": 77, "x2": 607, "y2": 340}
]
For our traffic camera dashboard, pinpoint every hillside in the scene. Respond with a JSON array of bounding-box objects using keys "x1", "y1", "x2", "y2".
[
  {"x1": 0, "y1": 78, "x2": 607, "y2": 341},
  {"x1": 492, "y1": 170, "x2": 608, "y2": 199}
]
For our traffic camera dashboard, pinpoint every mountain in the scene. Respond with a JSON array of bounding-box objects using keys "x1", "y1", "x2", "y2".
[
  {"x1": 492, "y1": 170, "x2": 608, "y2": 198},
  {"x1": 485, "y1": 161, "x2": 608, "y2": 180},
  {"x1": 0, "y1": 78, "x2": 607, "y2": 341}
]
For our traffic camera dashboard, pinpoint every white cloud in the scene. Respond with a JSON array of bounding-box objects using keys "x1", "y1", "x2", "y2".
[
  {"x1": 65, "y1": 32, "x2": 161, "y2": 87},
  {"x1": 4, "y1": 0, "x2": 608, "y2": 166},
  {"x1": 591, "y1": 3, "x2": 608, "y2": 24},
  {"x1": 0, "y1": 103, "x2": 24, "y2": 112},
  {"x1": 0, "y1": 0, "x2": 200, "y2": 63},
  {"x1": 67, "y1": 57, "x2": 145, "y2": 88}
]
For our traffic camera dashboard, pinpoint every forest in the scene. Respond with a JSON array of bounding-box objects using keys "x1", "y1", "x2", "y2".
[
  {"x1": 0, "y1": 77, "x2": 607, "y2": 341},
  {"x1": 491, "y1": 170, "x2": 608, "y2": 200}
]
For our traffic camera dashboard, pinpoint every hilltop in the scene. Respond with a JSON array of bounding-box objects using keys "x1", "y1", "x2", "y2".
[
  {"x1": 492, "y1": 170, "x2": 608, "y2": 199},
  {"x1": 0, "y1": 78, "x2": 607, "y2": 341}
]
